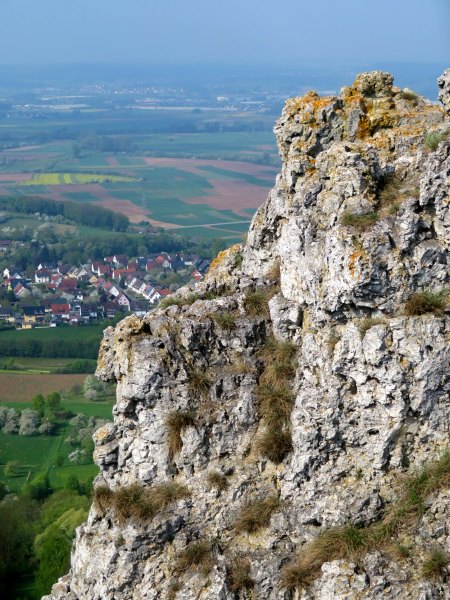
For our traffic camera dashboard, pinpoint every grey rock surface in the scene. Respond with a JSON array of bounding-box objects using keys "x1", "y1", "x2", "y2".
[
  {"x1": 44, "y1": 70, "x2": 449, "y2": 600},
  {"x1": 438, "y1": 68, "x2": 450, "y2": 113}
]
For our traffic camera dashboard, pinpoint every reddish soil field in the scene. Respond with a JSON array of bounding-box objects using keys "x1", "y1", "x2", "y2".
[
  {"x1": 144, "y1": 157, "x2": 277, "y2": 179},
  {"x1": 0, "y1": 173, "x2": 32, "y2": 182},
  {"x1": 186, "y1": 180, "x2": 269, "y2": 217},
  {"x1": 0, "y1": 373, "x2": 86, "y2": 403}
]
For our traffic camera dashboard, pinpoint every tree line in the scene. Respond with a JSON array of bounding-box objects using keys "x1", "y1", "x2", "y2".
[
  {"x1": 0, "y1": 334, "x2": 101, "y2": 359},
  {"x1": 0, "y1": 196, "x2": 129, "y2": 232}
]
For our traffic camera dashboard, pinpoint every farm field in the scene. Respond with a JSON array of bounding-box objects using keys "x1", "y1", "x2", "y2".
[
  {"x1": 0, "y1": 380, "x2": 114, "y2": 493},
  {"x1": 0, "y1": 324, "x2": 105, "y2": 358},
  {"x1": 0, "y1": 372, "x2": 86, "y2": 402},
  {"x1": 0, "y1": 110, "x2": 279, "y2": 241},
  {"x1": 23, "y1": 172, "x2": 140, "y2": 185},
  {"x1": 0, "y1": 356, "x2": 97, "y2": 372}
]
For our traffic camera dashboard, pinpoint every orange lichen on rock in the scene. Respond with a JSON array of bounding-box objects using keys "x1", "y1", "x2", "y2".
[
  {"x1": 209, "y1": 244, "x2": 240, "y2": 272},
  {"x1": 348, "y1": 250, "x2": 364, "y2": 279}
]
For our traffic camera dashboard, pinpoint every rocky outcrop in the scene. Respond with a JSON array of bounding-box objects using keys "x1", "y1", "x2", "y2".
[
  {"x1": 44, "y1": 71, "x2": 449, "y2": 600},
  {"x1": 438, "y1": 69, "x2": 450, "y2": 114}
]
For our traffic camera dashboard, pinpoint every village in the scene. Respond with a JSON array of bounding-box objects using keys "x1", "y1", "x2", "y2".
[{"x1": 0, "y1": 247, "x2": 211, "y2": 328}]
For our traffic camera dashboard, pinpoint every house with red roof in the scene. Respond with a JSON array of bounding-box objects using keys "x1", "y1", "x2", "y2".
[{"x1": 51, "y1": 303, "x2": 70, "y2": 320}]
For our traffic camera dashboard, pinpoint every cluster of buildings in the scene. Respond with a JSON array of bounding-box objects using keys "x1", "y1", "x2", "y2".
[{"x1": 0, "y1": 251, "x2": 210, "y2": 329}]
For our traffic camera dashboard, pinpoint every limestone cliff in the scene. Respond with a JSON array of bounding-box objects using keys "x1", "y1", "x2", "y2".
[{"x1": 45, "y1": 71, "x2": 449, "y2": 600}]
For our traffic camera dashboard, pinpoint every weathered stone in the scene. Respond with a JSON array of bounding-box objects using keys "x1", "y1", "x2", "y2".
[
  {"x1": 438, "y1": 68, "x2": 450, "y2": 113},
  {"x1": 45, "y1": 70, "x2": 450, "y2": 600}
]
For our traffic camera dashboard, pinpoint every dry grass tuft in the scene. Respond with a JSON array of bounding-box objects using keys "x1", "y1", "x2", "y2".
[
  {"x1": 358, "y1": 317, "x2": 385, "y2": 336},
  {"x1": 188, "y1": 368, "x2": 211, "y2": 396},
  {"x1": 254, "y1": 337, "x2": 297, "y2": 463},
  {"x1": 234, "y1": 495, "x2": 281, "y2": 534},
  {"x1": 175, "y1": 540, "x2": 214, "y2": 575},
  {"x1": 159, "y1": 294, "x2": 200, "y2": 309},
  {"x1": 244, "y1": 289, "x2": 269, "y2": 316},
  {"x1": 404, "y1": 290, "x2": 448, "y2": 316},
  {"x1": 255, "y1": 428, "x2": 293, "y2": 464},
  {"x1": 93, "y1": 485, "x2": 114, "y2": 513},
  {"x1": 93, "y1": 481, "x2": 190, "y2": 524},
  {"x1": 420, "y1": 547, "x2": 449, "y2": 580},
  {"x1": 257, "y1": 383, "x2": 294, "y2": 424},
  {"x1": 243, "y1": 285, "x2": 279, "y2": 317},
  {"x1": 281, "y1": 450, "x2": 450, "y2": 591},
  {"x1": 376, "y1": 171, "x2": 419, "y2": 210},
  {"x1": 147, "y1": 482, "x2": 191, "y2": 511},
  {"x1": 265, "y1": 260, "x2": 281, "y2": 282},
  {"x1": 167, "y1": 581, "x2": 182, "y2": 600},
  {"x1": 212, "y1": 311, "x2": 236, "y2": 331},
  {"x1": 226, "y1": 358, "x2": 255, "y2": 376},
  {"x1": 206, "y1": 470, "x2": 228, "y2": 492},
  {"x1": 227, "y1": 555, "x2": 254, "y2": 592},
  {"x1": 398, "y1": 89, "x2": 419, "y2": 104},
  {"x1": 166, "y1": 410, "x2": 196, "y2": 458}
]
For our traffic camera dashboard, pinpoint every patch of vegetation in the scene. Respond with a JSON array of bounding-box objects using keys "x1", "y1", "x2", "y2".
[
  {"x1": 206, "y1": 470, "x2": 228, "y2": 492},
  {"x1": 226, "y1": 358, "x2": 255, "y2": 375},
  {"x1": 420, "y1": 547, "x2": 449, "y2": 580},
  {"x1": 398, "y1": 89, "x2": 419, "y2": 104},
  {"x1": 227, "y1": 555, "x2": 254, "y2": 592},
  {"x1": 341, "y1": 210, "x2": 379, "y2": 230},
  {"x1": 234, "y1": 494, "x2": 281, "y2": 534},
  {"x1": 376, "y1": 171, "x2": 419, "y2": 210},
  {"x1": 257, "y1": 383, "x2": 294, "y2": 427},
  {"x1": 165, "y1": 410, "x2": 196, "y2": 458},
  {"x1": 233, "y1": 252, "x2": 243, "y2": 269},
  {"x1": 424, "y1": 130, "x2": 450, "y2": 151},
  {"x1": 255, "y1": 428, "x2": 293, "y2": 464},
  {"x1": 159, "y1": 293, "x2": 200, "y2": 309},
  {"x1": 257, "y1": 422, "x2": 294, "y2": 461},
  {"x1": 212, "y1": 311, "x2": 236, "y2": 331},
  {"x1": 281, "y1": 450, "x2": 450, "y2": 591},
  {"x1": 254, "y1": 337, "x2": 297, "y2": 463},
  {"x1": 266, "y1": 259, "x2": 281, "y2": 282},
  {"x1": 93, "y1": 481, "x2": 190, "y2": 523},
  {"x1": 327, "y1": 332, "x2": 341, "y2": 354},
  {"x1": 243, "y1": 285, "x2": 279, "y2": 317},
  {"x1": 358, "y1": 317, "x2": 385, "y2": 337},
  {"x1": 167, "y1": 581, "x2": 182, "y2": 600},
  {"x1": 260, "y1": 338, "x2": 297, "y2": 384},
  {"x1": 175, "y1": 540, "x2": 214, "y2": 575},
  {"x1": 404, "y1": 290, "x2": 448, "y2": 316},
  {"x1": 188, "y1": 368, "x2": 211, "y2": 396}
]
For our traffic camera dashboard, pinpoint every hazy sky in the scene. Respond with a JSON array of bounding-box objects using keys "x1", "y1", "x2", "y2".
[{"x1": 0, "y1": 0, "x2": 449, "y2": 65}]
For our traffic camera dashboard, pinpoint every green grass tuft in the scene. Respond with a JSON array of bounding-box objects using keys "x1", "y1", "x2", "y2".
[
  {"x1": 341, "y1": 211, "x2": 379, "y2": 230},
  {"x1": 212, "y1": 311, "x2": 236, "y2": 331},
  {"x1": 404, "y1": 290, "x2": 448, "y2": 316},
  {"x1": 420, "y1": 547, "x2": 449, "y2": 580},
  {"x1": 424, "y1": 130, "x2": 449, "y2": 151},
  {"x1": 281, "y1": 450, "x2": 450, "y2": 591}
]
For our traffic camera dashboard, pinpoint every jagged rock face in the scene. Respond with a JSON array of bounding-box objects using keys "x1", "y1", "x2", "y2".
[
  {"x1": 438, "y1": 69, "x2": 450, "y2": 114},
  {"x1": 45, "y1": 72, "x2": 450, "y2": 600}
]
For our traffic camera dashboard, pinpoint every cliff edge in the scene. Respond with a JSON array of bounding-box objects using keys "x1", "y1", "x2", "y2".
[{"x1": 45, "y1": 70, "x2": 450, "y2": 600}]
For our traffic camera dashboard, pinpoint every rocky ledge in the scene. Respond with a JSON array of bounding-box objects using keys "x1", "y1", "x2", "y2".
[{"x1": 45, "y1": 70, "x2": 449, "y2": 600}]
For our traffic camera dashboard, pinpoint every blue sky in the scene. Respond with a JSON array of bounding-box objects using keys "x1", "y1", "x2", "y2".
[{"x1": 0, "y1": 0, "x2": 449, "y2": 65}]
